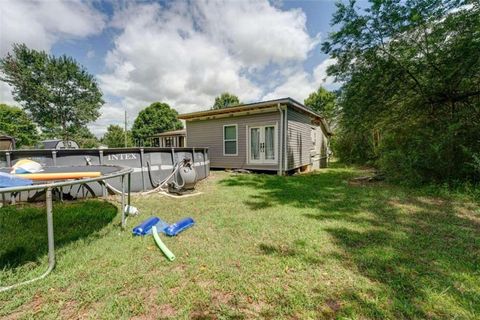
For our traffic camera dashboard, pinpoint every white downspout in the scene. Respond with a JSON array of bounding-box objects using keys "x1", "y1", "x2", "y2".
[{"x1": 277, "y1": 104, "x2": 283, "y2": 176}]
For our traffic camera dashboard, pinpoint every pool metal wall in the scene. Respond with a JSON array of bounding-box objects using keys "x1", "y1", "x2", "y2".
[{"x1": 0, "y1": 147, "x2": 209, "y2": 196}]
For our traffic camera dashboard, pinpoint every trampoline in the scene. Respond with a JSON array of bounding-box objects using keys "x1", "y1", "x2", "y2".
[{"x1": 0, "y1": 165, "x2": 133, "y2": 292}]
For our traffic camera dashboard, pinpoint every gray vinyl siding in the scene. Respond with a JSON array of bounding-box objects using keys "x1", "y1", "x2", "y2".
[
  {"x1": 286, "y1": 108, "x2": 315, "y2": 170},
  {"x1": 186, "y1": 112, "x2": 281, "y2": 170}
]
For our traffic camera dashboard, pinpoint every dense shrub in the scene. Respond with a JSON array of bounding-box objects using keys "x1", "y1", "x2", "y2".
[{"x1": 326, "y1": 1, "x2": 480, "y2": 185}]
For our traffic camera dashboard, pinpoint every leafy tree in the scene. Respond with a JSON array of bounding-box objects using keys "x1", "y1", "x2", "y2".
[
  {"x1": 304, "y1": 87, "x2": 337, "y2": 126},
  {"x1": 324, "y1": 0, "x2": 480, "y2": 184},
  {"x1": 131, "y1": 102, "x2": 183, "y2": 146},
  {"x1": 0, "y1": 104, "x2": 38, "y2": 148},
  {"x1": 212, "y1": 93, "x2": 241, "y2": 110},
  {"x1": 102, "y1": 125, "x2": 133, "y2": 148},
  {"x1": 0, "y1": 44, "x2": 103, "y2": 141},
  {"x1": 70, "y1": 126, "x2": 99, "y2": 148}
]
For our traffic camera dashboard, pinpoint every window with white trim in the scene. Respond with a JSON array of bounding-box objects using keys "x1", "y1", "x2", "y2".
[{"x1": 223, "y1": 125, "x2": 237, "y2": 155}]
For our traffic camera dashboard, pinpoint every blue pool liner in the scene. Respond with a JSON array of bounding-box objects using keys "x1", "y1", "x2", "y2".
[
  {"x1": 0, "y1": 172, "x2": 33, "y2": 188},
  {"x1": 164, "y1": 217, "x2": 195, "y2": 236}
]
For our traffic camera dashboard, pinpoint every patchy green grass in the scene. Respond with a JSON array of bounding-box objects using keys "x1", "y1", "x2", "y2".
[{"x1": 0, "y1": 165, "x2": 479, "y2": 319}]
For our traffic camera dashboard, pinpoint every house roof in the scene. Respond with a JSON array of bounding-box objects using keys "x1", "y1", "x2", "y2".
[
  {"x1": 0, "y1": 134, "x2": 14, "y2": 140},
  {"x1": 178, "y1": 97, "x2": 332, "y2": 135},
  {"x1": 38, "y1": 140, "x2": 79, "y2": 149},
  {"x1": 150, "y1": 129, "x2": 186, "y2": 137}
]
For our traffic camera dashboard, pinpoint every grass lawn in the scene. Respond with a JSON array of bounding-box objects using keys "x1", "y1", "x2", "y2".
[{"x1": 0, "y1": 165, "x2": 479, "y2": 319}]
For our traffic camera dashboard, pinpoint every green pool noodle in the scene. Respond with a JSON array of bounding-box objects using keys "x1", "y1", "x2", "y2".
[{"x1": 152, "y1": 226, "x2": 176, "y2": 261}]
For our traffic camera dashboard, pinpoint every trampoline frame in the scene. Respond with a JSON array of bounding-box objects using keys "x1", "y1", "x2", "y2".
[{"x1": 0, "y1": 165, "x2": 132, "y2": 292}]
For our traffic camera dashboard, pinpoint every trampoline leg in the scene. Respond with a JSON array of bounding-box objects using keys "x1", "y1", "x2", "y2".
[
  {"x1": 0, "y1": 187, "x2": 56, "y2": 293},
  {"x1": 121, "y1": 175, "x2": 126, "y2": 229},
  {"x1": 127, "y1": 172, "x2": 131, "y2": 208},
  {"x1": 46, "y1": 187, "x2": 55, "y2": 272}
]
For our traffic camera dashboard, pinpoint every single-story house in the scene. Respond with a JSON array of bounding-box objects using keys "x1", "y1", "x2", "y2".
[
  {"x1": 149, "y1": 129, "x2": 186, "y2": 147},
  {"x1": 178, "y1": 98, "x2": 331, "y2": 175}
]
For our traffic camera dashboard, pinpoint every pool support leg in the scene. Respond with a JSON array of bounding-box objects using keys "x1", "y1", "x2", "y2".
[
  {"x1": 128, "y1": 172, "x2": 131, "y2": 209},
  {"x1": 121, "y1": 175, "x2": 126, "y2": 229}
]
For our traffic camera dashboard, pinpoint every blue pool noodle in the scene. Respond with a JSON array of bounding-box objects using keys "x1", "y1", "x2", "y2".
[
  {"x1": 132, "y1": 217, "x2": 160, "y2": 236},
  {"x1": 164, "y1": 217, "x2": 195, "y2": 236}
]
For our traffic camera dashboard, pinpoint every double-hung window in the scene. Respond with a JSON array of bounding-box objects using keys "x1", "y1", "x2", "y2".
[{"x1": 223, "y1": 124, "x2": 237, "y2": 156}]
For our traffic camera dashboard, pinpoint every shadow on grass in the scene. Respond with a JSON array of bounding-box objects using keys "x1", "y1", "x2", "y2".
[
  {"x1": 219, "y1": 170, "x2": 480, "y2": 318},
  {"x1": 0, "y1": 200, "x2": 117, "y2": 269}
]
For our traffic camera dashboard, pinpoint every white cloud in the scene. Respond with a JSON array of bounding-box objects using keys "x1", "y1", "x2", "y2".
[
  {"x1": 263, "y1": 58, "x2": 338, "y2": 102},
  {"x1": 86, "y1": 49, "x2": 95, "y2": 59},
  {"x1": 193, "y1": 1, "x2": 319, "y2": 67},
  {"x1": 313, "y1": 58, "x2": 337, "y2": 85},
  {"x1": 262, "y1": 68, "x2": 313, "y2": 102},
  {"x1": 0, "y1": 0, "x2": 106, "y2": 57},
  {"x1": 0, "y1": 82, "x2": 16, "y2": 105},
  {"x1": 0, "y1": 0, "x2": 106, "y2": 106},
  {"x1": 95, "y1": 0, "x2": 319, "y2": 136}
]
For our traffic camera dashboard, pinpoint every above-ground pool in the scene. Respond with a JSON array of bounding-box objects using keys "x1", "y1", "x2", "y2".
[{"x1": 0, "y1": 147, "x2": 210, "y2": 200}]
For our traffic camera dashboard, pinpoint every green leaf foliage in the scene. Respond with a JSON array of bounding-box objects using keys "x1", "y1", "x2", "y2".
[
  {"x1": 102, "y1": 125, "x2": 133, "y2": 148},
  {"x1": 131, "y1": 102, "x2": 183, "y2": 146},
  {"x1": 304, "y1": 87, "x2": 338, "y2": 126},
  {"x1": 0, "y1": 104, "x2": 38, "y2": 148},
  {"x1": 212, "y1": 92, "x2": 241, "y2": 110},
  {"x1": 325, "y1": 0, "x2": 480, "y2": 184},
  {"x1": 0, "y1": 44, "x2": 103, "y2": 141},
  {"x1": 70, "y1": 125, "x2": 100, "y2": 149}
]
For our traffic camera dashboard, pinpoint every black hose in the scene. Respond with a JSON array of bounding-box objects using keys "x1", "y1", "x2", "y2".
[{"x1": 147, "y1": 161, "x2": 160, "y2": 188}]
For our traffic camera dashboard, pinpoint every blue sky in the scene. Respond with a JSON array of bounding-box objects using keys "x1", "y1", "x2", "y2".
[{"x1": 0, "y1": 0, "x2": 363, "y2": 135}]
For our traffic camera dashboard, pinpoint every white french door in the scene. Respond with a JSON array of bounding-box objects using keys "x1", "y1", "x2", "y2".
[{"x1": 249, "y1": 125, "x2": 277, "y2": 164}]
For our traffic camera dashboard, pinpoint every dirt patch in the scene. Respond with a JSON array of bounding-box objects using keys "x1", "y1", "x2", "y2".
[
  {"x1": 159, "y1": 304, "x2": 177, "y2": 318},
  {"x1": 173, "y1": 263, "x2": 187, "y2": 272},
  {"x1": 131, "y1": 302, "x2": 177, "y2": 319},
  {"x1": 189, "y1": 302, "x2": 218, "y2": 320},
  {"x1": 2, "y1": 293, "x2": 44, "y2": 320},
  {"x1": 169, "y1": 286, "x2": 181, "y2": 295},
  {"x1": 231, "y1": 296, "x2": 271, "y2": 319},
  {"x1": 325, "y1": 299, "x2": 342, "y2": 312},
  {"x1": 128, "y1": 286, "x2": 172, "y2": 319},
  {"x1": 29, "y1": 293, "x2": 44, "y2": 313},
  {"x1": 190, "y1": 310, "x2": 218, "y2": 320},
  {"x1": 188, "y1": 294, "x2": 270, "y2": 319},
  {"x1": 211, "y1": 290, "x2": 233, "y2": 306},
  {"x1": 3, "y1": 309, "x2": 25, "y2": 320},
  {"x1": 59, "y1": 300, "x2": 80, "y2": 319},
  {"x1": 247, "y1": 299, "x2": 268, "y2": 314},
  {"x1": 317, "y1": 298, "x2": 343, "y2": 319},
  {"x1": 138, "y1": 286, "x2": 159, "y2": 306}
]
